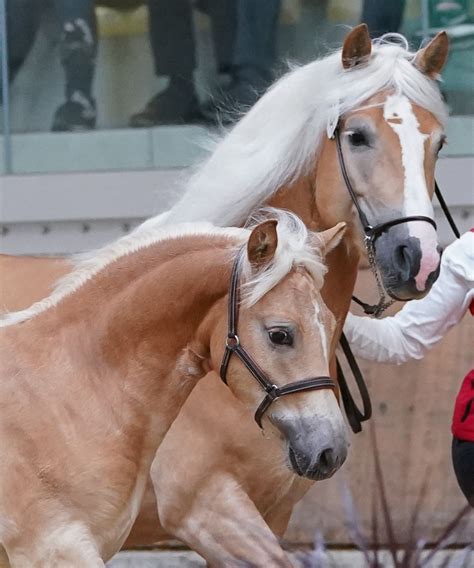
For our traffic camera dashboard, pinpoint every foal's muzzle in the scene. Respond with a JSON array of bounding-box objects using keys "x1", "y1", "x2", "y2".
[{"x1": 273, "y1": 414, "x2": 348, "y2": 481}]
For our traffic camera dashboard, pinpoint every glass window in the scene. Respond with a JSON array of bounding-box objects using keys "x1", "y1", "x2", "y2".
[{"x1": 1, "y1": 0, "x2": 473, "y2": 176}]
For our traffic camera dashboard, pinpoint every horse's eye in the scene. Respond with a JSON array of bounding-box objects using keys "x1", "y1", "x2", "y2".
[
  {"x1": 268, "y1": 328, "x2": 293, "y2": 346},
  {"x1": 348, "y1": 131, "x2": 369, "y2": 147}
]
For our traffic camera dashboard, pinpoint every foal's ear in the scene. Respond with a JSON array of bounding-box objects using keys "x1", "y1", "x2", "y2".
[
  {"x1": 413, "y1": 31, "x2": 449, "y2": 78},
  {"x1": 342, "y1": 24, "x2": 372, "y2": 69},
  {"x1": 315, "y1": 222, "x2": 347, "y2": 255},
  {"x1": 247, "y1": 220, "x2": 278, "y2": 269}
]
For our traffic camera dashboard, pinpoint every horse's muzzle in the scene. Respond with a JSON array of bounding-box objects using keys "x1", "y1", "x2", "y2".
[{"x1": 375, "y1": 233, "x2": 442, "y2": 301}]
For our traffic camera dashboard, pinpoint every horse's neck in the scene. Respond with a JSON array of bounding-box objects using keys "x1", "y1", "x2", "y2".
[
  {"x1": 268, "y1": 174, "x2": 360, "y2": 321},
  {"x1": 31, "y1": 238, "x2": 233, "y2": 406}
]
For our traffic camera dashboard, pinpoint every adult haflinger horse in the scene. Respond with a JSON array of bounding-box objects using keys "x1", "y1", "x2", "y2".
[
  {"x1": 0, "y1": 212, "x2": 347, "y2": 566},
  {"x1": 0, "y1": 25, "x2": 450, "y2": 565}
]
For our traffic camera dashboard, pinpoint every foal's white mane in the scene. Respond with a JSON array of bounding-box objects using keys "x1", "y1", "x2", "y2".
[
  {"x1": 1, "y1": 33, "x2": 447, "y2": 326},
  {"x1": 1, "y1": 211, "x2": 325, "y2": 325},
  {"x1": 242, "y1": 209, "x2": 326, "y2": 306}
]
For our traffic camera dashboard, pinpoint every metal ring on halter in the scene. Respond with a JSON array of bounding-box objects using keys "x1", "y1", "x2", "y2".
[
  {"x1": 225, "y1": 334, "x2": 240, "y2": 349},
  {"x1": 219, "y1": 250, "x2": 337, "y2": 428}
]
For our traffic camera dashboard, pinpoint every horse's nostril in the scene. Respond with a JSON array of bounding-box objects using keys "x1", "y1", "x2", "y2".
[
  {"x1": 393, "y1": 244, "x2": 412, "y2": 280},
  {"x1": 318, "y1": 448, "x2": 334, "y2": 472}
]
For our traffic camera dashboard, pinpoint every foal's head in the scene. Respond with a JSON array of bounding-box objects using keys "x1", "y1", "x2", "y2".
[
  {"x1": 316, "y1": 25, "x2": 449, "y2": 300},
  {"x1": 210, "y1": 212, "x2": 349, "y2": 480}
]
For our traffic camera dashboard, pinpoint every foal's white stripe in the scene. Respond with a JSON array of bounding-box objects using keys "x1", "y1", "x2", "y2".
[
  {"x1": 383, "y1": 94, "x2": 439, "y2": 290},
  {"x1": 312, "y1": 298, "x2": 328, "y2": 364}
]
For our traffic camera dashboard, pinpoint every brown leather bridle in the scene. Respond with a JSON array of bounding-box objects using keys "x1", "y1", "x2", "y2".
[
  {"x1": 332, "y1": 122, "x2": 459, "y2": 433},
  {"x1": 333, "y1": 124, "x2": 438, "y2": 317},
  {"x1": 219, "y1": 251, "x2": 337, "y2": 428}
]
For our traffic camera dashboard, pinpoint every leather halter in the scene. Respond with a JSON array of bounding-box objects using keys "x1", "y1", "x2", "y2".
[
  {"x1": 331, "y1": 122, "x2": 459, "y2": 433},
  {"x1": 334, "y1": 125, "x2": 437, "y2": 244},
  {"x1": 220, "y1": 252, "x2": 337, "y2": 429},
  {"x1": 333, "y1": 124, "x2": 437, "y2": 317}
]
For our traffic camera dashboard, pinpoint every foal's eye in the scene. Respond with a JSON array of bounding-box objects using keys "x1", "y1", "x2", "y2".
[
  {"x1": 268, "y1": 328, "x2": 293, "y2": 346},
  {"x1": 348, "y1": 131, "x2": 369, "y2": 147}
]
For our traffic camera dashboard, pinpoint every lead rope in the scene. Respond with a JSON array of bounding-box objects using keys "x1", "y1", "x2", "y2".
[
  {"x1": 435, "y1": 181, "x2": 461, "y2": 239},
  {"x1": 353, "y1": 182, "x2": 461, "y2": 317},
  {"x1": 333, "y1": 122, "x2": 461, "y2": 431},
  {"x1": 340, "y1": 181, "x2": 461, "y2": 433},
  {"x1": 352, "y1": 235, "x2": 395, "y2": 318}
]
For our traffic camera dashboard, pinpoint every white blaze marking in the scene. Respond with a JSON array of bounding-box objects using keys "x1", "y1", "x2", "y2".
[{"x1": 383, "y1": 95, "x2": 440, "y2": 291}]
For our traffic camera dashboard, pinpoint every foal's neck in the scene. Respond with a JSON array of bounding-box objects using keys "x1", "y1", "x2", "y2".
[{"x1": 44, "y1": 236, "x2": 235, "y2": 394}]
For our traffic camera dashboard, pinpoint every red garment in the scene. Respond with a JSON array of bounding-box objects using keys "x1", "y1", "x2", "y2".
[
  {"x1": 452, "y1": 228, "x2": 474, "y2": 441},
  {"x1": 452, "y1": 369, "x2": 474, "y2": 441}
]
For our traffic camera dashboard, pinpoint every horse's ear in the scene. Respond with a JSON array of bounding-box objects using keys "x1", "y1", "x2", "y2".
[
  {"x1": 315, "y1": 222, "x2": 347, "y2": 255},
  {"x1": 342, "y1": 24, "x2": 372, "y2": 69},
  {"x1": 413, "y1": 31, "x2": 449, "y2": 78},
  {"x1": 247, "y1": 220, "x2": 278, "y2": 269}
]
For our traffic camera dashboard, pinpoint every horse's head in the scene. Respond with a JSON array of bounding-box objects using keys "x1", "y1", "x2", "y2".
[
  {"x1": 209, "y1": 212, "x2": 349, "y2": 480},
  {"x1": 317, "y1": 25, "x2": 449, "y2": 301}
]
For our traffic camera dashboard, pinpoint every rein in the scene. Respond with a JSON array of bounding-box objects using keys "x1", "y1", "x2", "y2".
[{"x1": 220, "y1": 252, "x2": 337, "y2": 429}]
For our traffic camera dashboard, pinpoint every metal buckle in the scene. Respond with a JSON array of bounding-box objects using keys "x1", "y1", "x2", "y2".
[
  {"x1": 225, "y1": 334, "x2": 240, "y2": 350},
  {"x1": 267, "y1": 384, "x2": 280, "y2": 400}
]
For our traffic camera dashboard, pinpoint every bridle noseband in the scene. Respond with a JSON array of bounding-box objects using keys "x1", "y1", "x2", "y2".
[
  {"x1": 333, "y1": 124, "x2": 437, "y2": 316},
  {"x1": 220, "y1": 252, "x2": 337, "y2": 429}
]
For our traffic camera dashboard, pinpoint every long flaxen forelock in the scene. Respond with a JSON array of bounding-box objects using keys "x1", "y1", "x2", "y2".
[
  {"x1": 166, "y1": 33, "x2": 448, "y2": 228},
  {"x1": 240, "y1": 209, "x2": 327, "y2": 307}
]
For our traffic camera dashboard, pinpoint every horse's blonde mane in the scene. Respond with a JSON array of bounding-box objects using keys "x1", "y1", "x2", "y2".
[
  {"x1": 164, "y1": 33, "x2": 448, "y2": 227},
  {"x1": 1, "y1": 33, "x2": 448, "y2": 326}
]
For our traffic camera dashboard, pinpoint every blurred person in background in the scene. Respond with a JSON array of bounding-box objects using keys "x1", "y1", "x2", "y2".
[
  {"x1": 2, "y1": 0, "x2": 40, "y2": 90},
  {"x1": 362, "y1": 0, "x2": 406, "y2": 37},
  {"x1": 131, "y1": 0, "x2": 282, "y2": 127},
  {"x1": 52, "y1": 0, "x2": 98, "y2": 131},
  {"x1": 202, "y1": 0, "x2": 282, "y2": 124},
  {"x1": 53, "y1": 0, "x2": 235, "y2": 131},
  {"x1": 130, "y1": 0, "x2": 236, "y2": 127},
  {"x1": 344, "y1": 230, "x2": 474, "y2": 506}
]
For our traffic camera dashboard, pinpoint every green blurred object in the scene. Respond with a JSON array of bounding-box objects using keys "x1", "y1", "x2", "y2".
[
  {"x1": 429, "y1": 0, "x2": 469, "y2": 28},
  {"x1": 411, "y1": 1, "x2": 474, "y2": 114}
]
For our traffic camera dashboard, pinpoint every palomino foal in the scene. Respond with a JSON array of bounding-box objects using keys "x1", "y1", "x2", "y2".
[{"x1": 0, "y1": 214, "x2": 347, "y2": 566}]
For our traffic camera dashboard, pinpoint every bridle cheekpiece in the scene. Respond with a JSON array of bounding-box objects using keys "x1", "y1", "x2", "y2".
[{"x1": 220, "y1": 251, "x2": 337, "y2": 428}]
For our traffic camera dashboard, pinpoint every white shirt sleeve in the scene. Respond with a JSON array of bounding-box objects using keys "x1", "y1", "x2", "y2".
[{"x1": 343, "y1": 231, "x2": 474, "y2": 365}]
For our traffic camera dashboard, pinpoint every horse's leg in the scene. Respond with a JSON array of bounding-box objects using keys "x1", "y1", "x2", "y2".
[
  {"x1": 4, "y1": 522, "x2": 104, "y2": 568},
  {"x1": 156, "y1": 471, "x2": 293, "y2": 568},
  {"x1": 0, "y1": 547, "x2": 10, "y2": 568}
]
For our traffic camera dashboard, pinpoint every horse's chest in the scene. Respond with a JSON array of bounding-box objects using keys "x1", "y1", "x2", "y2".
[{"x1": 98, "y1": 470, "x2": 149, "y2": 561}]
